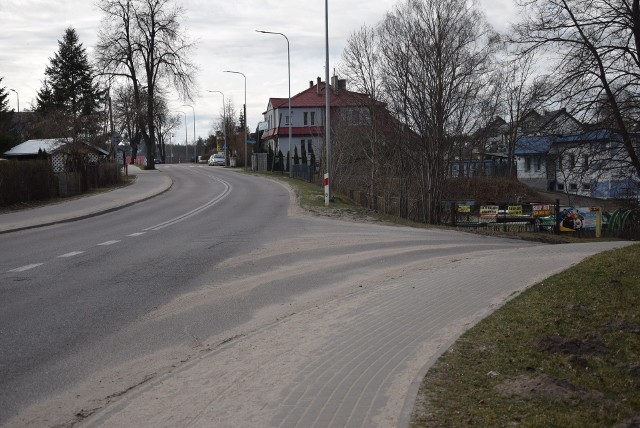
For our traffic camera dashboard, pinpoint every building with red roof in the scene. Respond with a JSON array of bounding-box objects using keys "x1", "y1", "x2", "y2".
[{"x1": 261, "y1": 76, "x2": 391, "y2": 164}]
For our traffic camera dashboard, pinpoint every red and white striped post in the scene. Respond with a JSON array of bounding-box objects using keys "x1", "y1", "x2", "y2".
[{"x1": 324, "y1": 173, "x2": 330, "y2": 205}]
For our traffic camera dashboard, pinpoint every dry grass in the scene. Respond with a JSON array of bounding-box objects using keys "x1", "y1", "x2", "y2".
[{"x1": 409, "y1": 244, "x2": 640, "y2": 427}]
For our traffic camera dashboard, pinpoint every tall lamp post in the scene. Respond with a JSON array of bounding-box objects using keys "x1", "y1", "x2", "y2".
[
  {"x1": 324, "y1": 0, "x2": 332, "y2": 206},
  {"x1": 256, "y1": 30, "x2": 291, "y2": 177},
  {"x1": 224, "y1": 70, "x2": 247, "y2": 171},
  {"x1": 9, "y1": 89, "x2": 19, "y2": 112},
  {"x1": 207, "y1": 90, "x2": 227, "y2": 161},
  {"x1": 182, "y1": 104, "x2": 196, "y2": 162},
  {"x1": 176, "y1": 110, "x2": 187, "y2": 162}
]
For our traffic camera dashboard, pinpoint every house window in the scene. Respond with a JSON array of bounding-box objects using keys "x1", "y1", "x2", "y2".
[
  {"x1": 569, "y1": 153, "x2": 576, "y2": 169},
  {"x1": 569, "y1": 183, "x2": 578, "y2": 191},
  {"x1": 535, "y1": 157, "x2": 541, "y2": 171},
  {"x1": 583, "y1": 183, "x2": 591, "y2": 191},
  {"x1": 582, "y1": 154, "x2": 589, "y2": 171},
  {"x1": 310, "y1": 112, "x2": 316, "y2": 125},
  {"x1": 525, "y1": 157, "x2": 531, "y2": 172},
  {"x1": 557, "y1": 183, "x2": 565, "y2": 191},
  {"x1": 285, "y1": 115, "x2": 289, "y2": 125},
  {"x1": 304, "y1": 112, "x2": 308, "y2": 126},
  {"x1": 352, "y1": 109, "x2": 360, "y2": 124}
]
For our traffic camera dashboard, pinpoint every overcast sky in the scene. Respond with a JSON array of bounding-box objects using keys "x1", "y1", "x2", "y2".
[{"x1": 1, "y1": 0, "x2": 518, "y2": 145}]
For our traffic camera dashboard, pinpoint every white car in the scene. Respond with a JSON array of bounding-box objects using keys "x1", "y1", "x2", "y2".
[{"x1": 208, "y1": 153, "x2": 226, "y2": 166}]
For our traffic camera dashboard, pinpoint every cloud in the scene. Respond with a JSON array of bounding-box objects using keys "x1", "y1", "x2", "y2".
[{"x1": 1, "y1": 0, "x2": 518, "y2": 142}]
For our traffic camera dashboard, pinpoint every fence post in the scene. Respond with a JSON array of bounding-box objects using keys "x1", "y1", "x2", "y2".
[
  {"x1": 555, "y1": 199, "x2": 561, "y2": 235},
  {"x1": 451, "y1": 202, "x2": 457, "y2": 227}
]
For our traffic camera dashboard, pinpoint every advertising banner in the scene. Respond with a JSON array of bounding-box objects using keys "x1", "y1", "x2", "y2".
[
  {"x1": 508, "y1": 205, "x2": 523, "y2": 216},
  {"x1": 559, "y1": 207, "x2": 602, "y2": 232},
  {"x1": 532, "y1": 204, "x2": 553, "y2": 217},
  {"x1": 480, "y1": 205, "x2": 499, "y2": 219}
]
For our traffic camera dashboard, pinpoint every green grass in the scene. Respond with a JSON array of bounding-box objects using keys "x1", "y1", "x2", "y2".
[
  {"x1": 248, "y1": 171, "x2": 363, "y2": 212},
  {"x1": 409, "y1": 243, "x2": 640, "y2": 427}
]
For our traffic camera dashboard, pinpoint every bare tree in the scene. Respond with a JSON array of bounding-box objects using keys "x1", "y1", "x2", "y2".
[
  {"x1": 153, "y1": 94, "x2": 180, "y2": 162},
  {"x1": 501, "y1": 49, "x2": 550, "y2": 175},
  {"x1": 213, "y1": 99, "x2": 238, "y2": 160},
  {"x1": 339, "y1": 26, "x2": 391, "y2": 209},
  {"x1": 112, "y1": 84, "x2": 144, "y2": 163},
  {"x1": 96, "y1": 0, "x2": 196, "y2": 169},
  {"x1": 379, "y1": 0, "x2": 498, "y2": 224},
  {"x1": 513, "y1": 0, "x2": 640, "y2": 178}
]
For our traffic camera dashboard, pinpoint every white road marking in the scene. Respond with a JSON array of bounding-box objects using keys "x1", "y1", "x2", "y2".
[
  {"x1": 9, "y1": 263, "x2": 44, "y2": 273},
  {"x1": 98, "y1": 240, "x2": 121, "y2": 246},
  {"x1": 128, "y1": 232, "x2": 146, "y2": 237},
  {"x1": 145, "y1": 175, "x2": 232, "y2": 231},
  {"x1": 58, "y1": 251, "x2": 85, "y2": 258}
]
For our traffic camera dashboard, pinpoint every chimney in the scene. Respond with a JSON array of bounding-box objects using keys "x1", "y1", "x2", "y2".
[
  {"x1": 309, "y1": 80, "x2": 313, "y2": 88},
  {"x1": 317, "y1": 77, "x2": 321, "y2": 95}
]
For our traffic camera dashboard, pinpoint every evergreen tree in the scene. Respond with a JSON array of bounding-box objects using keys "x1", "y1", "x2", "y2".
[
  {"x1": 35, "y1": 27, "x2": 103, "y2": 138},
  {"x1": 0, "y1": 78, "x2": 10, "y2": 113},
  {"x1": 35, "y1": 79, "x2": 55, "y2": 113},
  {"x1": 0, "y1": 78, "x2": 19, "y2": 153}
]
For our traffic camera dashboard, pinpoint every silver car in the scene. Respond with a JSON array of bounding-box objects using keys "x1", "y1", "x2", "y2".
[{"x1": 208, "y1": 153, "x2": 226, "y2": 166}]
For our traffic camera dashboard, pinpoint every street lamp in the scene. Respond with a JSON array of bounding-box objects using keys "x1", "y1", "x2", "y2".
[
  {"x1": 176, "y1": 110, "x2": 187, "y2": 163},
  {"x1": 169, "y1": 133, "x2": 174, "y2": 163},
  {"x1": 256, "y1": 30, "x2": 292, "y2": 177},
  {"x1": 182, "y1": 104, "x2": 196, "y2": 162},
  {"x1": 324, "y1": 0, "x2": 332, "y2": 205},
  {"x1": 9, "y1": 89, "x2": 19, "y2": 112},
  {"x1": 207, "y1": 90, "x2": 227, "y2": 161},
  {"x1": 224, "y1": 70, "x2": 247, "y2": 171}
]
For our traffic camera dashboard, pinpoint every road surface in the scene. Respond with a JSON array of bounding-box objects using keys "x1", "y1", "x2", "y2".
[{"x1": 0, "y1": 165, "x2": 628, "y2": 427}]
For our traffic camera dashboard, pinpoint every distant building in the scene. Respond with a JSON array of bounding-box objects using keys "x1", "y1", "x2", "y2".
[
  {"x1": 260, "y1": 76, "x2": 396, "y2": 163},
  {"x1": 515, "y1": 129, "x2": 640, "y2": 200}
]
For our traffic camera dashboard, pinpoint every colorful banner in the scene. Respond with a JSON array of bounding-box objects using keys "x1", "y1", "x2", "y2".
[
  {"x1": 559, "y1": 207, "x2": 602, "y2": 231},
  {"x1": 532, "y1": 204, "x2": 553, "y2": 217}
]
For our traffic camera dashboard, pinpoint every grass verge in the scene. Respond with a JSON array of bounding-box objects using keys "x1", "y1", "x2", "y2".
[{"x1": 409, "y1": 243, "x2": 640, "y2": 427}]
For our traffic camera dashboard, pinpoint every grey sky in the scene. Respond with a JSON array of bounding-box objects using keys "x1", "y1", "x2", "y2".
[{"x1": 1, "y1": 0, "x2": 518, "y2": 145}]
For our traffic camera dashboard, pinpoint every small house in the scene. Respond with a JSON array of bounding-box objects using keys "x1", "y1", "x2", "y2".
[{"x1": 3, "y1": 138, "x2": 109, "y2": 172}]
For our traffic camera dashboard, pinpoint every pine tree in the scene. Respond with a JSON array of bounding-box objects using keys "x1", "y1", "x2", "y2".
[
  {"x1": 0, "y1": 78, "x2": 10, "y2": 113},
  {"x1": 35, "y1": 79, "x2": 55, "y2": 113},
  {"x1": 36, "y1": 28, "x2": 102, "y2": 123},
  {"x1": 0, "y1": 77, "x2": 19, "y2": 153}
]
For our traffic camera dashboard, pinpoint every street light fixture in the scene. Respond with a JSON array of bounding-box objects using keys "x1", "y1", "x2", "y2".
[
  {"x1": 256, "y1": 30, "x2": 292, "y2": 177},
  {"x1": 9, "y1": 89, "x2": 19, "y2": 112},
  {"x1": 207, "y1": 90, "x2": 227, "y2": 162},
  {"x1": 182, "y1": 104, "x2": 196, "y2": 162},
  {"x1": 223, "y1": 70, "x2": 247, "y2": 171},
  {"x1": 176, "y1": 110, "x2": 188, "y2": 163}
]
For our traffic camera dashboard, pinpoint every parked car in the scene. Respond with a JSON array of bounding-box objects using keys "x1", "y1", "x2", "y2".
[{"x1": 208, "y1": 153, "x2": 225, "y2": 166}]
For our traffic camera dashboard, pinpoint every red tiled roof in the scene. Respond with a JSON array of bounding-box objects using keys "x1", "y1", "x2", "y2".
[
  {"x1": 290, "y1": 82, "x2": 379, "y2": 108},
  {"x1": 262, "y1": 98, "x2": 289, "y2": 115},
  {"x1": 264, "y1": 83, "x2": 383, "y2": 112}
]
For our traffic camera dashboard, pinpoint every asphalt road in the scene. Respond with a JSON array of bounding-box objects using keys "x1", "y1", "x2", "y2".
[
  {"x1": 0, "y1": 165, "x2": 292, "y2": 424},
  {"x1": 0, "y1": 165, "x2": 629, "y2": 427}
]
